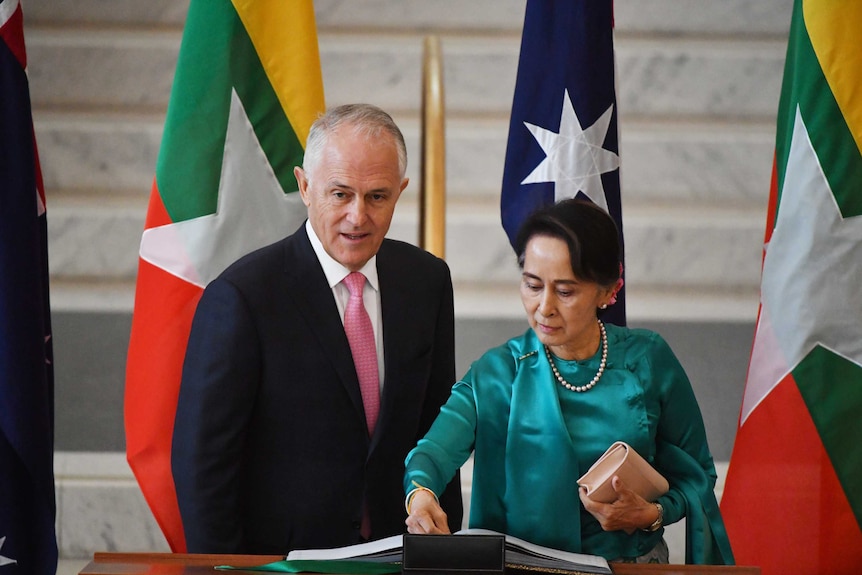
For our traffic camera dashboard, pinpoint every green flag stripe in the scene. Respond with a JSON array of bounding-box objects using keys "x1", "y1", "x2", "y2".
[
  {"x1": 775, "y1": 2, "x2": 862, "y2": 219},
  {"x1": 232, "y1": 28, "x2": 304, "y2": 196},
  {"x1": 793, "y1": 346, "x2": 862, "y2": 527},
  {"x1": 155, "y1": 0, "x2": 233, "y2": 222},
  {"x1": 156, "y1": 0, "x2": 303, "y2": 223}
]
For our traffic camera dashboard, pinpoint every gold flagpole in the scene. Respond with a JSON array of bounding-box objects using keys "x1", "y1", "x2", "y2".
[{"x1": 419, "y1": 35, "x2": 446, "y2": 259}]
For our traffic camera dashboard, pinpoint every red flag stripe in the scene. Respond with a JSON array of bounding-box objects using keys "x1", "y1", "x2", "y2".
[
  {"x1": 722, "y1": 375, "x2": 862, "y2": 573},
  {"x1": 0, "y1": 1, "x2": 26, "y2": 68},
  {"x1": 125, "y1": 243, "x2": 202, "y2": 551}
]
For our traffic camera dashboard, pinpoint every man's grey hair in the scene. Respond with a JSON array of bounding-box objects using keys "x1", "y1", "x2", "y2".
[{"x1": 302, "y1": 103, "x2": 408, "y2": 179}]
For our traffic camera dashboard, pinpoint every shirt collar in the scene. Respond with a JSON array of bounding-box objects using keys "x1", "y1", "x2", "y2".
[{"x1": 305, "y1": 220, "x2": 379, "y2": 291}]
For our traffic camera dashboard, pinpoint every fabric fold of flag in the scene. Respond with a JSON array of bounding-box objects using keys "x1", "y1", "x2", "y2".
[
  {"x1": 721, "y1": 1, "x2": 862, "y2": 574},
  {"x1": 124, "y1": 0, "x2": 325, "y2": 552},
  {"x1": 500, "y1": 0, "x2": 625, "y2": 326},
  {"x1": 0, "y1": 1, "x2": 58, "y2": 574}
]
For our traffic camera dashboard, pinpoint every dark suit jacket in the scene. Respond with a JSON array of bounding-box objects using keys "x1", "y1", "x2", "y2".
[{"x1": 172, "y1": 225, "x2": 462, "y2": 553}]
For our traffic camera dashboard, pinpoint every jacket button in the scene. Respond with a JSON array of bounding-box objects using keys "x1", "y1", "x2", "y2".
[{"x1": 352, "y1": 520, "x2": 362, "y2": 530}]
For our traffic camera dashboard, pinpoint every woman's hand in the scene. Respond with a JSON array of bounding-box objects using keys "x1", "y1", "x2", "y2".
[
  {"x1": 405, "y1": 489, "x2": 451, "y2": 534},
  {"x1": 579, "y1": 476, "x2": 660, "y2": 534}
]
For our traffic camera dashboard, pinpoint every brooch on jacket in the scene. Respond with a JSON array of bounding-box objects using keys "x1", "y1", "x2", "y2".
[{"x1": 517, "y1": 350, "x2": 538, "y2": 361}]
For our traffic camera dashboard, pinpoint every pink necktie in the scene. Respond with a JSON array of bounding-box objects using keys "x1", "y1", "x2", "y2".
[{"x1": 343, "y1": 272, "x2": 380, "y2": 436}]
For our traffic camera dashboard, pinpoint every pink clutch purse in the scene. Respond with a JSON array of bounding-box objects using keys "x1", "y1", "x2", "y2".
[{"x1": 577, "y1": 441, "x2": 669, "y2": 503}]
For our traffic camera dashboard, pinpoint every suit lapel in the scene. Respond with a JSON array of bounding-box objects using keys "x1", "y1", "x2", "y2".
[
  {"x1": 373, "y1": 242, "x2": 416, "y2": 451},
  {"x1": 281, "y1": 227, "x2": 367, "y2": 427}
]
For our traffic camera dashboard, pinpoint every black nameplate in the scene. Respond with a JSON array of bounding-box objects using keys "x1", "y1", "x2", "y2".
[{"x1": 402, "y1": 534, "x2": 505, "y2": 575}]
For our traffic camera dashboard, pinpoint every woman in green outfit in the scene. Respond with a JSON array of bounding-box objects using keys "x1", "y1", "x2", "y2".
[{"x1": 403, "y1": 199, "x2": 733, "y2": 565}]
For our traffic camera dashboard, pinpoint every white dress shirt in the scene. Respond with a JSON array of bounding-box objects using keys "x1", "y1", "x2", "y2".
[{"x1": 305, "y1": 220, "x2": 385, "y2": 393}]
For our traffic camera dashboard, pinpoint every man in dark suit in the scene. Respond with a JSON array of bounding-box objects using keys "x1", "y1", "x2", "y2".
[{"x1": 172, "y1": 103, "x2": 462, "y2": 554}]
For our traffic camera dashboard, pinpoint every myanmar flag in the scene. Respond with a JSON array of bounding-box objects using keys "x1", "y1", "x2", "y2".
[
  {"x1": 124, "y1": 0, "x2": 325, "y2": 552},
  {"x1": 721, "y1": 1, "x2": 862, "y2": 573}
]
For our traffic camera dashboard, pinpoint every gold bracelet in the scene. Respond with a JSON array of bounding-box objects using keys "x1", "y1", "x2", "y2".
[
  {"x1": 642, "y1": 502, "x2": 664, "y2": 532},
  {"x1": 405, "y1": 481, "x2": 439, "y2": 514}
]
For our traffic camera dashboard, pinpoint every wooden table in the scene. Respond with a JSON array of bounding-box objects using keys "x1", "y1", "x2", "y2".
[{"x1": 79, "y1": 553, "x2": 760, "y2": 575}]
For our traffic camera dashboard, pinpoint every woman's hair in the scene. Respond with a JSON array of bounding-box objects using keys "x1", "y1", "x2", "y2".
[
  {"x1": 513, "y1": 199, "x2": 621, "y2": 287},
  {"x1": 302, "y1": 103, "x2": 408, "y2": 178}
]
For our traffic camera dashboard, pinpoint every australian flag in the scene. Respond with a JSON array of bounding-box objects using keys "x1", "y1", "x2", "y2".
[
  {"x1": 0, "y1": 1, "x2": 58, "y2": 574},
  {"x1": 501, "y1": 0, "x2": 625, "y2": 326}
]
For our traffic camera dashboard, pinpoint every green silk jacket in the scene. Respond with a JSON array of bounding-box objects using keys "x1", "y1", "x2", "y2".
[{"x1": 405, "y1": 324, "x2": 734, "y2": 564}]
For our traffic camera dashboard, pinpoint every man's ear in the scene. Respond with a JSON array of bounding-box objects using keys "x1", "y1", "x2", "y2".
[{"x1": 294, "y1": 166, "x2": 311, "y2": 206}]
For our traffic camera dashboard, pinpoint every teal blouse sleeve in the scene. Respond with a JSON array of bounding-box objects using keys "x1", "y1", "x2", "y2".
[
  {"x1": 404, "y1": 338, "x2": 522, "y2": 499},
  {"x1": 630, "y1": 331, "x2": 733, "y2": 564},
  {"x1": 632, "y1": 331, "x2": 718, "y2": 526},
  {"x1": 404, "y1": 375, "x2": 479, "y2": 497}
]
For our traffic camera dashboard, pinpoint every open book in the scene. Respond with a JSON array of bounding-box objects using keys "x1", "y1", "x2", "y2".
[{"x1": 285, "y1": 528, "x2": 611, "y2": 575}]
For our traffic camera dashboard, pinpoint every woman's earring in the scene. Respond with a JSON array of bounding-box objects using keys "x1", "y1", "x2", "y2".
[{"x1": 600, "y1": 303, "x2": 608, "y2": 310}]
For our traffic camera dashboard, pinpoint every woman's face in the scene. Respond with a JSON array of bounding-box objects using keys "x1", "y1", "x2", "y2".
[{"x1": 520, "y1": 235, "x2": 613, "y2": 360}]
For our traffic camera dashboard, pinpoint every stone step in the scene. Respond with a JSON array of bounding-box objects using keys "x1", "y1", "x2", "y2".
[
  {"x1": 54, "y1": 453, "x2": 170, "y2": 558},
  {"x1": 47, "y1": 195, "x2": 766, "y2": 286},
  {"x1": 35, "y1": 111, "x2": 163, "y2": 196},
  {"x1": 25, "y1": 0, "x2": 792, "y2": 37},
  {"x1": 26, "y1": 28, "x2": 786, "y2": 120},
  {"x1": 35, "y1": 112, "x2": 775, "y2": 202},
  {"x1": 396, "y1": 201, "x2": 764, "y2": 322},
  {"x1": 46, "y1": 195, "x2": 764, "y2": 321},
  {"x1": 40, "y1": 107, "x2": 771, "y2": 324}
]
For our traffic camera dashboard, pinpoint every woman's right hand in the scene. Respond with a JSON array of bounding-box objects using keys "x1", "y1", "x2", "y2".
[
  {"x1": 579, "y1": 476, "x2": 659, "y2": 534},
  {"x1": 405, "y1": 489, "x2": 450, "y2": 534}
]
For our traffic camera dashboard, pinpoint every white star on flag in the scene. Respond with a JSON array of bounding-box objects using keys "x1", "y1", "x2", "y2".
[
  {"x1": 0, "y1": 536, "x2": 16, "y2": 566},
  {"x1": 521, "y1": 89, "x2": 620, "y2": 212},
  {"x1": 139, "y1": 89, "x2": 307, "y2": 288},
  {"x1": 741, "y1": 106, "x2": 862, "y2": 424}
]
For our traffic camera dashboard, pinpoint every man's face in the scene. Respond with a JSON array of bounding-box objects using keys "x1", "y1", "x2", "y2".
[{"x1": 295, "y1": 126, "x2": 408, "y2": 271}]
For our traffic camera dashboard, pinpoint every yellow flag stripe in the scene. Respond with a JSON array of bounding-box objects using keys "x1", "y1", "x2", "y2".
[
  {"x1": 804, "y1": 0, "x2": 862, "y2": 154},
  {"x1": 232, "y1": 0, "x2": 325, "y2": 148}
]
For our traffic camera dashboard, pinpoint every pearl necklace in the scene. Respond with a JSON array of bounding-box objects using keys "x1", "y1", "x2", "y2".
[{"x1": 544, "y1": 320, "x2": 607, "y2": 392}]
